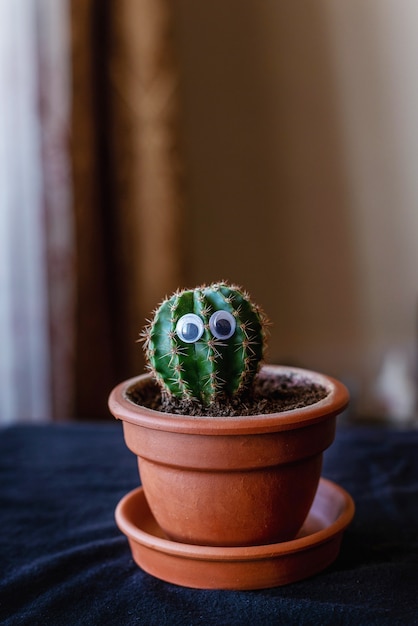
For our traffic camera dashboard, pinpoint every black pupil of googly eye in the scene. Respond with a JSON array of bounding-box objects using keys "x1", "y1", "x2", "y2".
[
  {"x1": 182, "y1": 322, "x2": 199, "y2": 342},
  {"x1": 214, "y1": 318, "x2": 231, "y2": 337}
]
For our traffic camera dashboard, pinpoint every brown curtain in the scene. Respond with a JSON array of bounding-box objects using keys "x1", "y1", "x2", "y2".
[{"x1": 70, "y1": 0, "x2": 185, "y2": 419}]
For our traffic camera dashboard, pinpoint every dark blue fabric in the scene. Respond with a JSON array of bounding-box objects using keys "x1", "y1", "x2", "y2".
[{"x1": 0, "y1": 423, "x2": 417, "y2": 625}]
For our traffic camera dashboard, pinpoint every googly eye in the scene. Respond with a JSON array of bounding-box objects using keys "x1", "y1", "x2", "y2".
[
  {"x1": 175, "y1": 313, "x2": 204, "y2": 343},
  {"x1": 209, "y1": 310, "x2": 236, "y2": 340}
]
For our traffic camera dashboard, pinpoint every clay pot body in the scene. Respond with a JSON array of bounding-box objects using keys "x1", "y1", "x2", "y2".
[{"x1": 108, "y1": 365, "x2": 349, "y2": 547}]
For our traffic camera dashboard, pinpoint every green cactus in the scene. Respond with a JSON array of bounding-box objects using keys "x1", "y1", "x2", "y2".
[{"x1": 142, "y1": 282, "x2": 268, "y2": 405}]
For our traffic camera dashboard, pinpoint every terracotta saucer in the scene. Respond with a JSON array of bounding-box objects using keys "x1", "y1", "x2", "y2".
[{"x1": 115, "y1": 478, "x2": 355, "y2": 590}]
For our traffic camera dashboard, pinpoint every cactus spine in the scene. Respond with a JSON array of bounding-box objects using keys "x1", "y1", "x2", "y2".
[{"x1": 142, "y1": 282, "x2": 267, "y2": 405}]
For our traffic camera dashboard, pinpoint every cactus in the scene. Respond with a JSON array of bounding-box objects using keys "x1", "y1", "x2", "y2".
[{"x1": 142, "y1": 282, "x2": 268, "y2": 405}]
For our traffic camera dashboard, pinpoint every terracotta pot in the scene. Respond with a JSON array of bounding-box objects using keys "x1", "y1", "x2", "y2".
[{"x1": 109, "y1": 365, "x2": 349, "y2": 547}]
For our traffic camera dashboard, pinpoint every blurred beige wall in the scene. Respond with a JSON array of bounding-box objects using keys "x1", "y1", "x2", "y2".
[{"x1": 173, "y1": 1, "x2": 418, "y2": 418}]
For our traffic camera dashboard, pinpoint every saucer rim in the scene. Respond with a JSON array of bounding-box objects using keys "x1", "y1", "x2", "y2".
[{"x1": 115, "y1": 477, "x2": 355, "y2": 562}]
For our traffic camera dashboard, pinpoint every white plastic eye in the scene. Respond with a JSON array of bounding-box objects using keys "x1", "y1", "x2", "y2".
[
  {"x1": 175, "y1": 314, "x2": 204, "y2": 343},
  {"x1": 209, "y1": 310, "x2": 236, "y2": 340}
]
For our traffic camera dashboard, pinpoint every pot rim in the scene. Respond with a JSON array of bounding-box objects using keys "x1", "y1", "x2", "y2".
[{"x1": 108, "y1": 365, "x2": 349, "y2": 435}]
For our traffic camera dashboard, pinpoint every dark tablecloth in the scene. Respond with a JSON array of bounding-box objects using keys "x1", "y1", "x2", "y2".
[{"x1": 0, "y1": 422, "x2": 417, "y2": 625}]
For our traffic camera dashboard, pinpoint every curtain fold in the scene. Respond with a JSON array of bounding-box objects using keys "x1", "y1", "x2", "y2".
[
  {"x1": 40, "y1": 0, "x2": 75, "y2": 422},
  {"x1": 70, "y1": 0, "x2": 185, "y2": 419}
]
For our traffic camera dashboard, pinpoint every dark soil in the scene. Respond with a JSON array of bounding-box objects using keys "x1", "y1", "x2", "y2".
[{"x1": 126, "y1": 369, "x2": 328, "y2": 417}]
